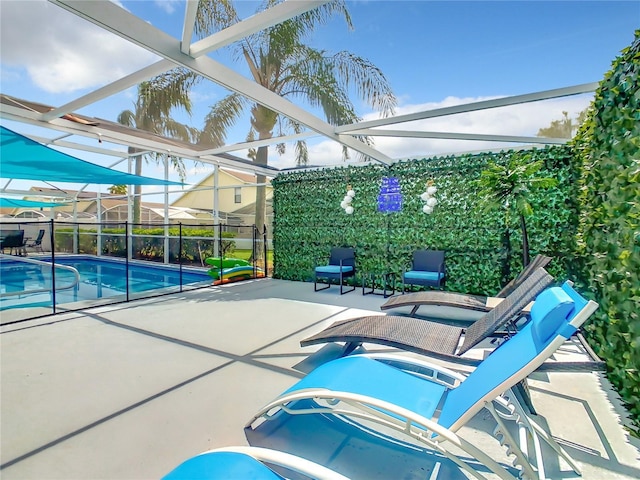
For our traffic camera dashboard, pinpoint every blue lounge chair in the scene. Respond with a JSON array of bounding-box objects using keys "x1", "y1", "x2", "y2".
[
  {"x1": 248, "y1": 283, "x2": 599, "y2": 480},
  {"x1": 162, "y1": 446, "x2": 350, "y2": 480}
]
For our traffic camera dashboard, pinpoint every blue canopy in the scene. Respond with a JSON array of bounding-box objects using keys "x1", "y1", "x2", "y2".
[
  {"x1": 0, "y1": 198, "x2": 69, "y2": 208},
  {"x1": 0, "y1": 126, "x2": 182, "y2": 186}
]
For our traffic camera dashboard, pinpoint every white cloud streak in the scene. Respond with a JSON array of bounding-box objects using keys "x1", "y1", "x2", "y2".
[
  {"x1": 0, "y1": 0, "x2": 158, "y2": 93},
  {"x1": 266, "y1": 93, "x2": 594, "y2": 169}
]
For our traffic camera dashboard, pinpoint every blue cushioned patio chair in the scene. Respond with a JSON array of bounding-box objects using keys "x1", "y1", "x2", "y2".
[
  {"x1": 383, "y1": 254, "x2": 552, "y2": 320},
  {"x1": 249, "y1": 283, "x2": 599, "y2": 480},
  {"x1": 314, "y1": 247, "x2": 356, "y2": 295},
  {"x1": 162, "y1": 446, "x2": 350, "y2": 480},
  {"x1": 402, "y1": 249, "x2": 445, "y2": 293}
]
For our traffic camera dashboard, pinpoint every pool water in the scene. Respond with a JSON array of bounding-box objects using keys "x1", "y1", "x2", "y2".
[{"x1": 0, "y1": 256, "x2": 211, "y2": 310}]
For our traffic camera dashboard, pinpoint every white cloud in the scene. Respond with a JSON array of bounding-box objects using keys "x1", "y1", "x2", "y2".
[
  {"x1": 0, "y1": 0, "x2": 158, "y2": 93},
  {"x1": 276, "y1": 93, "x2": 594, "y2": 168},
  {"x1": 154, "y1": 0, "x2": 181, "y2": 15}
]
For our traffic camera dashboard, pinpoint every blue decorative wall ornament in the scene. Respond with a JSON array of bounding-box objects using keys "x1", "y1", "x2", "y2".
[{"x1": 378, "y1": 176, "x2": 403, "y2": 213}]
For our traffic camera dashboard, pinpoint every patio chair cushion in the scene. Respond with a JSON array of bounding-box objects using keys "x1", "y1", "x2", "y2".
[
  {"x1": 284, "y1": 355, "x2": 447, "y2": 420},
  {"x1": 530, "y1": 287, "x2": 575, "y2": 344},
  {"x1": 403, "y1": 271, "x2": 445, "y2": 282},
  {"x1": 315, "y1": 265, "x2": 354, "y2": 274}
]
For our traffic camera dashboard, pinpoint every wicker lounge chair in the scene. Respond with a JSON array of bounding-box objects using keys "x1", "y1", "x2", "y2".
[
  {"x1": 302, "y1": 267, "x2": 554, "y2": 364},
  {"x1": 381, "y1": 254, "x2": 552, "y2": 320},
  {"x1": 249, "y1": 284, "x2": 599, "y2": 480},
  {"x1": 162, "y1": 446, "x2": 349, "y2": 480}
]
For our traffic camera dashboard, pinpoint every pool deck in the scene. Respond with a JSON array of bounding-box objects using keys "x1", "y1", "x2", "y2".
[{"x1": 1, "y1": 278, "x2": 638, "y2": 479}]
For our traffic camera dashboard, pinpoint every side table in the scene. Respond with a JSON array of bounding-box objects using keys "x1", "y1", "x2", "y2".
[{"x1": 362, "y1": 272, "x2": 395, "y2": 298}]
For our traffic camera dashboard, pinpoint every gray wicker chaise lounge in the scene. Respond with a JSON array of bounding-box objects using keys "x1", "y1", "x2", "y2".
[
  {"x1": 302, "y1": 267, "x2": 554, "y2": 365},
  {"x1": 380, "y1": 254, "x2": 552, "y2": 321}
]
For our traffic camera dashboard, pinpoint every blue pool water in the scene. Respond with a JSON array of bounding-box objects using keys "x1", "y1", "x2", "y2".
[{"x1": 0, "y1": 255, "x2": 211, "y2": 310}]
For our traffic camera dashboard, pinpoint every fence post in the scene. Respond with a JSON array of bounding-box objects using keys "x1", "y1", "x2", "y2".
[
  {"x1": 125, "y1": 221, "x2": 130, "y2": 302},
  {"x1": 262, "y1": 225, "x2": 268, "y2": 277},
  {"x1": 179, "y1": 222, "x2": 183, "y2": 292},
  {"x1": 50, "y1": 219, "x2": 57, "y2": 314}
]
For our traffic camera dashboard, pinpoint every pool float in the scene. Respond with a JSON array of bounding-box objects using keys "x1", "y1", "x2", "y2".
[
  {"x1": 210, "y1": 265, "x2": 266, "y2": 285},
  {"x1": 205, "y1": 257, "x2": 251, "y2": 269},
  {"x1": 205, "y1": 257, "x2": 265, "y2": 284}
]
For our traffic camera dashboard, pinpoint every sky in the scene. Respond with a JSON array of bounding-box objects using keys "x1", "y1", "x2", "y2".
[{"x1": 1, "y1": 0, "x2": 639, "y2": 199}]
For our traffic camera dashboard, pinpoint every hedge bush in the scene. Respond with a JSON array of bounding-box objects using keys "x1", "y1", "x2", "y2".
[
  {"x1": 573, "y1": 30, "x2": 640, "y2": 434},
  {"x1": 272, "y1": 145, "x2": 578, "y2": 295}
]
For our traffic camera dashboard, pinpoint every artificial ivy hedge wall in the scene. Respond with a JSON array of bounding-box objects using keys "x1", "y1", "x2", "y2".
[
  {"x1": 272, "y1": 144, "x2": 578, "y2": 296},
  {"x1": 573, "y1": 30, "x2": 640, "y2": 431}
]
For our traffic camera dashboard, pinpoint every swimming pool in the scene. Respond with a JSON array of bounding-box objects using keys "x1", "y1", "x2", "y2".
[{"x1": 0, "y1": 255, "x2": 211, "y2": 311}]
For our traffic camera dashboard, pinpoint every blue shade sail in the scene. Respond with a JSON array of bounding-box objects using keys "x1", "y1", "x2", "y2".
[
  {"x1": 0, "y1": 126, "x2": 183, "y2": 186},
  {"x1": 0, "y1": 198, "x2": 69, "y2": 208}
]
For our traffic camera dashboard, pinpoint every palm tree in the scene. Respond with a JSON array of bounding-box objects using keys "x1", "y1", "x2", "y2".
[
  {"x1": 108, "y1": 185, "x2": 127, "y2": 195},
  {"x1": 195, "y1": 0, "x2": 397, "y2": 234},
  {"x1": 117, "y1": 69, "x2": 198, "y2": 224},
  {"x1": 476, "y1": 155, "x2": 558, "y2": 268}
]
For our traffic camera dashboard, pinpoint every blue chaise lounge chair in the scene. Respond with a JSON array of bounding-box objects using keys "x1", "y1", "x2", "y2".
[
  {"x1": 248, "y1": 283, "x2": 599, "y2": 480},
  {"x1": 162, "y1": 446, "x2": 350, "y2": 480}
]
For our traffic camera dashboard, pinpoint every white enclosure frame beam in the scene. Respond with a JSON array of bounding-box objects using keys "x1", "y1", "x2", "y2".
[
  {"x1": 336, "y1": 82, "x2": 599, "y2": 133},
  {"x1": 343, "y1": 129, "x2": 568, "y2": 144},
  {"x1": 1, "y1": 102, "x2": 277, "y2": 177},
  {"x1": 41, "y1": 60, "x2": 175, "y2": 121},
  {"x1": 188, "y1": 1, "x2": 330, "y2": 57},
  {"x1": 49, "y1": 0, "x2": 393, "y2": 165},
  {"x1": 198, "y1": 131, "x2": 315, "y2": 155},
  {"x1": 180, "y1": 0, "x2": 199, "y2": 54}
]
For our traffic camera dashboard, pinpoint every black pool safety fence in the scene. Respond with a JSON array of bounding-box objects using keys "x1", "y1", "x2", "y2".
[{"x1": 0, "y1": 220, "x2": 270, "y2": 325}]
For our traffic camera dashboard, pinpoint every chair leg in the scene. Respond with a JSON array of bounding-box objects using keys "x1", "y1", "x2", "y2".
[
  {"x1": 339, "y1": 276, "x2": 355, "y2": 295},
  {"x1": 314, "y1": 274, "x2": 330, "y2": 292}
]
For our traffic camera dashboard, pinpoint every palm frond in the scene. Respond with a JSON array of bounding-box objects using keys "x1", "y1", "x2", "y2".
[
  {"x1": 201, "y1": 93, "x2": 248, "y2": 147},
  {"x1": 195, "y1": 0, "x2": 238, "y2": 36},
  {"x1": 116, "y1": 110, "x2": 135, "y2": 127},
  {"x1": 330, "y1": 51, "x2": 396, "y2": 117}
]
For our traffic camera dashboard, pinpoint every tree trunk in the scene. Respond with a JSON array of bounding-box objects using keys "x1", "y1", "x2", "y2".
[
  {"x1": 502, "y1": 228, "x2": 512, "y2": 286},
  {"x1": 520, "y1": 214, "x2": 530, "y2": 267}
]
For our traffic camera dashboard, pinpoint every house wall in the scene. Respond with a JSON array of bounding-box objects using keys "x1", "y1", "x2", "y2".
[{"x1": 172, "y1": 169, "x2": 272, "y2": 216}]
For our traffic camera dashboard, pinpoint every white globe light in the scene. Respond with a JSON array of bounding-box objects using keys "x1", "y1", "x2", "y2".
[
  {"x1": 347, "y1": 189, "x2": 355, "y2": 197},
  {"x1": 345, "y1": 206, "x2": 354, "y2": 214},
  {"x1": 427, "y1": 185, "x2": 437, "y2": 195},
  {"x1": 423, "y1": 205, "x2": 434, "y2": 214},
  {"x1": 420, "y1": 192, "x2": 430, "y2": 202},
  {"x1": 427, "y1": 197, "x2": 438, "y2": 207},
  {"x1": 343, "y1": 195, "x2": 352, "y2": 204},
  {"x1": 340, "y1": 201, "x2": 347, "y2": 209}
]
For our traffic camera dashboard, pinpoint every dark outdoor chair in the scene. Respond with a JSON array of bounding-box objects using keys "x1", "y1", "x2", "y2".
[
  {"x1": 402, "y1": 249, "x2": 446, "y2": 293},
  {"x1": 382, "y1": 254, "x2": 553, "y2": 321},
  {"x1": 314, "y1": 247, "x2": 356, "y2": 295},
  {"x1": 0, "y1": 230, "x2": 26, "y2": 255},
  {"x1": 26, "y1": 229, "x2": 45, "y2": 253}
]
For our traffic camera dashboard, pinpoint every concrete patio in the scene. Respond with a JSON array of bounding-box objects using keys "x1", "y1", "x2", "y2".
[{"x1": 1, "y1": 278, "x2": 638, "y2": 479}]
